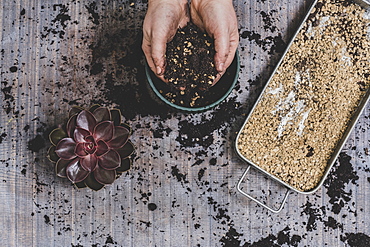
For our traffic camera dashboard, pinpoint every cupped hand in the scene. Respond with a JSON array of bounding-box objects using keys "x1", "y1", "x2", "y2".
[
  {"x1": 142, "y1": 0, "x2": 190, "y2": 82},
  {"x1": 191, "y1": 0, "x2": 239, "y2": 85}
]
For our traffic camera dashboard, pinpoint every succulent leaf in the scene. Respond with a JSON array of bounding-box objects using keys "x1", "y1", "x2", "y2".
[
  {"x1": 47, "y1": 146, "x2": 59, "y2": 163},
  {"x1": 76, "y1": 110, "x2": 97, "y2": 133},
  {"x1": 93, "y1": 166, "x2": 116, "y2": 185},
  {"x1": 84, "y1": 173, "x2": 104, "y2": 191},
  {"x1": 88, "y1": 104, "x2": 101, "y2": 113},
  {"x1": 109, "y1": 126, "x2": 129, "y2": 149},
  {"x1": 75, "y1": 143, "x2": 88, "y2": 157},
  {"x1": 121, "y1": 123, "x2": 132, "y2": 135},
  {"x1": 68, "y1": 106, "x2": 84, "y2": 118},
  {"x1": 95, "y1": 140, "x2": 109, "y2": 156},
  {"x1": 55, "y1": 138, "x2": 77, "y2": 160},
  {"x1": 66, "y1": 114, "x2": 77, "y2": 137},
  {"x1": 98, "y1": 150, "x2": 121, "y2": 170},
  {"x1": 93, "y1": 107, "x2": 111, "y2": 123},
  {"x1": 74, "y1": 127, "x2": 90, "y2": 143},
  {"x1": 116, "y1": 141, "x2": 135, "y2": 159},
  {"x1": 66, "y1": 158, "x2": 89, "y2": 183},
  {"x1": 74, "y1": 181, "x2": 87, "y2": 189},
  {"x1": 80, "y1": 154, "x2": 98, "y2": 172},
  {"x1": 110, "y1": 109, "x2": 122, "y2": 126},
  {"x1": 49, "y1": 128, "x2": 68, "y2": 146},
  {"x1": 116, "y1": 158, "x2": 131, "y2": 173},
  {"x1": 55, "y1": 159, "x2": 69, "y2": 177},
  {"x1": 94, "y1": 121, "x2": 114, "y2": 142},
  {"x1": 85, "y1": 135, "x2": 95, "y2": 143}
]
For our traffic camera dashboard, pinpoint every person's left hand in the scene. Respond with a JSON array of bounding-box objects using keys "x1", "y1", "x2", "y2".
[{"x1": 190, "y1": 0, "x2": 239, "y2": 85}]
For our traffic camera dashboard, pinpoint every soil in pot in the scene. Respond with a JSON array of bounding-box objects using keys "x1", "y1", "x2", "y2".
[{"x1": 158, "y1": 22, "x2": 232, "y2": 108}]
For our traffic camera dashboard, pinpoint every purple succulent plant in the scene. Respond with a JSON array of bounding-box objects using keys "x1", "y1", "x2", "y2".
[{"x1": 48, "y1": 105, "x2": 134, "y2": 190}]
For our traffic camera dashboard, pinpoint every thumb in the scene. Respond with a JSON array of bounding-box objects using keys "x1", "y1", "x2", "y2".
[
  {"x1": 151, "y1": 36, "x2": 167, "y2": 75},
  {"x1": 213, "y1": 33, "x2": 229, "y2": 73}
]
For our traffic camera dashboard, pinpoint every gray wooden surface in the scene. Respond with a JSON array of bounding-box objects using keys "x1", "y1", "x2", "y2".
[{"x1": 1, "y1": 0, "x2": 369, "y2": 246}]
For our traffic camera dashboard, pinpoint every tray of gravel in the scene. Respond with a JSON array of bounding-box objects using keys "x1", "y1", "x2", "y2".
[{"x1": 236, "y1": 0, "x2": 370, "y2": 212}]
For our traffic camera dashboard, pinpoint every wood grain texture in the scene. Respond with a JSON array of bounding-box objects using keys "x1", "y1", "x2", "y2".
[{"x1": 1, "y1": 0, "x2": 369, "y2": 246}]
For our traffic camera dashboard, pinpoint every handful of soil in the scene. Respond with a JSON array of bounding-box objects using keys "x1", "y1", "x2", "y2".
[{"x1": 163, "y1": 22, "x2": 218, "y2": 107}]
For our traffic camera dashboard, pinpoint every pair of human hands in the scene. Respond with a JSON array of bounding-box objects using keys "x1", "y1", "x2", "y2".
[{"x1": 142, "y1": 0, "x2": 239, "y2": 86}]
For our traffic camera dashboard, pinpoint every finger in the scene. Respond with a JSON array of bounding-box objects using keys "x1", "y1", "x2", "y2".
[
  {"x1": 142, "y1": 37, "x2": 158, "y2": 74},
  {"x1": 223, "y1": 39, "x2": 238, "y2": 72},
  {"x1": 211, "y1": 40, "x2": 238, "y2": 86},
  {"x1": 142, "y1": 38, "x2": 168, "y2": 83},
  {"x1": 213, "y1": 31, "x2": 230, "y2": 73},
  {"x1": 142, "y1": 37, "x2": 154, "y2": 69},
  {"x1": 211, "y1": 72, "x2": 223, "y2": 86},
  {"x1": 149, "y1": 30, "x2": 169, "y2": 76},
  {"x1": 189, "y1": 6, "x2": 204, "y2": 31}
]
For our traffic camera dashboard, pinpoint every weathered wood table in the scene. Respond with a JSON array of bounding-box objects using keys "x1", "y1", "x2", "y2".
[{"x1": 1, "y1": 0, "x2": 369, "y2": 246}]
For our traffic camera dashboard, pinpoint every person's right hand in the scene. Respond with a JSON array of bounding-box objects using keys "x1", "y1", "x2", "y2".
[{"x1": 142, "y1": 0, "x2": 189, "y2": 82}]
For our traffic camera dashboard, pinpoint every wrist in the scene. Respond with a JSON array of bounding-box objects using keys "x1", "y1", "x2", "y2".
[
  {"x1": 191, "y1": 0, "x2": 233, "y2": 8},
  {"x1": 149, "y1": 0, "x2": 187, "y2": 5},
  {"x1": 191, "y1": 0, "x2": 233, "y2": 10},
  {"x1": 148, "y1": 0, "x2": 188, "y2": 14}
]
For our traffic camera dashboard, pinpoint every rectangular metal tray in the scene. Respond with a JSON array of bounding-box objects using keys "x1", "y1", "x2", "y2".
[{"x1": 235, "y1": 0, "x2": 370, "y2": 197}]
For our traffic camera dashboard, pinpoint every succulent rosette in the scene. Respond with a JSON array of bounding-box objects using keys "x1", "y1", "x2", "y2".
[{"x1": 48, "y1": 105, "x2": 135, "y2": 190}]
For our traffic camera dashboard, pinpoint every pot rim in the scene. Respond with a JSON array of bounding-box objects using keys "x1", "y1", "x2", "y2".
[{"x1": 145, "y1": 50, "x2": 240, "y2": 113}]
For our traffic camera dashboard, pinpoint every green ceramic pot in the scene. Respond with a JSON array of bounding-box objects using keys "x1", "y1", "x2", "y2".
[{"x1": 145, "y1": 51, "x2": 240, "y2": 113}]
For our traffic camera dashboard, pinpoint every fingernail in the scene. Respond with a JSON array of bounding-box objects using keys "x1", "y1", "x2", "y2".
[
  {"x1": 156, "y1": 66, "x2": 162, "y2": 75},
  {"x1": 217, "y1": 63, "x2": 224, "y2": 72}
]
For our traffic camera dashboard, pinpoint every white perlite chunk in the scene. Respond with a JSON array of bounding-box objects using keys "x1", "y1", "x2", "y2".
[{"x1": 237, "y1": 0, "x2": 370, "y2": 192}]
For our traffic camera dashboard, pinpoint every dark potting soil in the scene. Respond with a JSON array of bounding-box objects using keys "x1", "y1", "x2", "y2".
[
  {"x1": 153, "y1": 23, "x2": 236, "y2": 109},
  {"x1": 150, "y1": 55, "x2": 237, "y2": 110},
  {"x1": 162, "y1": 23, "x2": 219, "y2": 108},
  {"x1": 165, "y1": 23, "x2": 217, "y2": 90}
]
